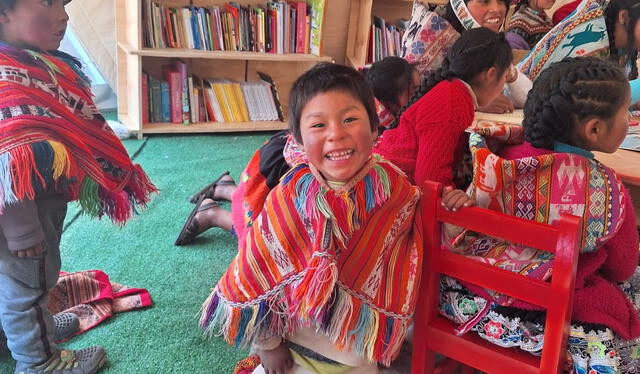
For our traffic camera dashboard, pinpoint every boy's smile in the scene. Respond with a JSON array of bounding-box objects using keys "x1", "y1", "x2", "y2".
[
  {"x1": 0, "y1": 0, "x2": 69, "y2": 51},
  {"x1": 299, "y1": 90, "x2": 377, "y2": 184}
]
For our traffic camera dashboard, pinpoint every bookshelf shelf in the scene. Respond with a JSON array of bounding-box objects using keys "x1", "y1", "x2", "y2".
[
  {"x1": 120, "y1": 42, "x2": 333, "y2": 62},
  {"x1": 115, "y1": 0, "x2": 336, "y2": 137},
  {"x1": 142, "y1": 120, "x2": 287, "y2": 133}
]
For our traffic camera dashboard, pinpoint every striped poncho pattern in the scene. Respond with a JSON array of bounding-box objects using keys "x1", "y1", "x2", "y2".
[
  {"x1": 0, "y1": 44, "x2": 156, "y2": 224},
  {"x1": 202, "y1": 156, "x2": 423, "y2": 366}
]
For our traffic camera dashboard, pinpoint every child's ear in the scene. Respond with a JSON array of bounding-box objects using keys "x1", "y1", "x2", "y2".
[
  {"x1": 618, "y1": 9, "x2": 629, "y2": 26},
  {"x1": 577, "y1": 117, "x2": 605, "y2": 148}
]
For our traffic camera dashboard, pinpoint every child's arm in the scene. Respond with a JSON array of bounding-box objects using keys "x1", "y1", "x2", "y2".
[
  {"x1": 441, "y1": 186, "x2": 475, "y2": 211},
  {"x1": 599, "y1": 188, "x2": 639, "y2": 282},
  {"x1": 414, "y1": 109, "x2": 469, "y2": 188},
  {"x1": 0, "y1": 200, "x2": 45, "y2": 257},
  {"x1": 255, "y1": 339, "x2": 293, "y2": 374}
]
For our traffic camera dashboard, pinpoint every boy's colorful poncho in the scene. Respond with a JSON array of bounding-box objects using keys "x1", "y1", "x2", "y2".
[
  {"x1": 0, "y1": 44, "x2": 156, "y2": 224},
  {"x1": 202, "y1": 156, "x2": 422, "y2": 366}
]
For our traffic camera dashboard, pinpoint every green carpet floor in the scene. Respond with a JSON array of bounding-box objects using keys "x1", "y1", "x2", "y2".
[{"x1": 0, "y1": 132, "x2": 276, "y2": 373}]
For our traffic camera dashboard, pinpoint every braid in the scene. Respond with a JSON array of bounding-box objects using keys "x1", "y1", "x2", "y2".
[
  {"x1": 389, "y1": 61, "x2": 455, "y2": 129},
  {"x1": 523, "y1": 57, "x2": 628, "y2": 149}
]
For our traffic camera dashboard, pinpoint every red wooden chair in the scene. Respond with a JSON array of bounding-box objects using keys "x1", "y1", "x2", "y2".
[{"x1": 411, "y1": 181, "x2": 581, "y2": 374}]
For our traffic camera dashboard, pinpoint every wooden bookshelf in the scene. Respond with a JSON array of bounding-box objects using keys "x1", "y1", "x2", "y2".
[
  {"x1": 115, "y1": 0, "x2": 336, "y2": 137},
  {"x1": 346, "y1": 0, "x2": 416, "y2": 68}
]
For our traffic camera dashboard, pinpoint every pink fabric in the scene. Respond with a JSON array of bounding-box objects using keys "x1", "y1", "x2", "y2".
[
  {"x1": 498, "y1": 142, "x2": 640, "y2": 340},
  {"x1": 374, "y1": 79, "x2": 474, "y2": 186}
]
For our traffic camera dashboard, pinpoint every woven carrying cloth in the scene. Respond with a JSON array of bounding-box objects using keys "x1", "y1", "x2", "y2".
[
  {"x1": 452, "y1": 124, "x2": 626, "y2": 306},
  {"x1": 202, "y1": 156, "x2": 422, "y2": 366},
  {"x1": 517, "y1": 0, "x2": 608, "y2": 81},
  {"x1": 0, "y1": 45, "x2": 156, "y2": 223}
]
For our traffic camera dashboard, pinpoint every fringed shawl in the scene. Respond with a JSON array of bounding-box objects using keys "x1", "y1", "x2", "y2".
[
  {"x1": 517, "y1": 0, "x2": 608, "y2": 81},
  {"x1": 0, "y1": 45, "x2": 156, "y2": 224},
  {"x1": 202, "y1": 156, "x2": 422, "y2": 366},
  {"x1": 455, "y1": 124, "x2": 626, "y2": 288}
]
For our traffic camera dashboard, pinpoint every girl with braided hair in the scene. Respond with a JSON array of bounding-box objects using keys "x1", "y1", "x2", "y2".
[
  {"x1": 439, "y1": 57, "x2": 640, "y2": 373},
  {"x1": 375, "y1": 27, "x2": 513, "y2": 209},
  {"x1": 402, "y1": 0, "x2": 532, "y2": 114}
]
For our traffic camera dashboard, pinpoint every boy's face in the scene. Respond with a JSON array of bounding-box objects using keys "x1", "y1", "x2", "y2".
[
  {"x1": 298, "y1": 89, "x2": 377, "y2": 183},
  {"x1": 0, "y1": 0, "x2": 69, "y2": 51}
]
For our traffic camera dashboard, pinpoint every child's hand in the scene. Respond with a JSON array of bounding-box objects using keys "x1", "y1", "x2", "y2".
[
  {"x1": 258, "y1": 341, "x2": 294, "y2": 374},
  {"x1": 477, "y1": 95, "x2": 514, "y2": 114},
  {"x1": 13, "y1": 242, "x2": 44, "y2": 258},
  {"x1": 441, "y1": 186, "x2": 475, "y2": 212}
]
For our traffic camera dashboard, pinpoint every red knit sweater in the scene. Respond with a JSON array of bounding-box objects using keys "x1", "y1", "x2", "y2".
[
  {"x1": 501, "y1": 142, "x2": 640, "y2": 340},
  {"x1": 374, "y1": 79, "x2": 475, "y2": 186}
]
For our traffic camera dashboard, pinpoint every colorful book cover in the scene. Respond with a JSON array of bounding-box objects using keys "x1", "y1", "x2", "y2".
[
  {"x1": 160, "y1": 81, "x2": 171, "y2": 122},
  {"x1": 307, "y1": 0, "x2": 326, "y2": 56}
]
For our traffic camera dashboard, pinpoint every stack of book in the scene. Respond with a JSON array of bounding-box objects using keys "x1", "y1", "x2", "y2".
[
  {"x1": 142, "y1": 61, "x2": 283, "y2": 125},
  {"x1": 142, "y1": 0, "x2": 327, "y2": 56},
  {"x1": 368, "y1": 15, "x2": 405, "y2": 63}
]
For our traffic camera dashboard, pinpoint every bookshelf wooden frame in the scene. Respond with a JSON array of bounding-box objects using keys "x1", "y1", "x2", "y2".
[
  {"x1": 346, "y1": 0, "x2": 452, "y2": 68},
  {"x1": 116, "y1": 0, "x2": 334, "y2": 137}
]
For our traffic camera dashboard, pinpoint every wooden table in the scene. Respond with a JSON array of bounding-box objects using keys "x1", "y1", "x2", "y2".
[
  {"x1": 474, "y1": 110, "x2": 640, "y2": 220},
  {"x1": 594, "y1": 150, "x2": 640, "y2": 220}
]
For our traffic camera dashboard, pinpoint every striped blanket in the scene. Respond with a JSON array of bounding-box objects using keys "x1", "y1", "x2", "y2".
[
  {"x1": 202, "y1": 156, "x2": 422, "y2": 366},
  {"x1": 0, "y1": 44, "x2": 156, "y2": 224}
]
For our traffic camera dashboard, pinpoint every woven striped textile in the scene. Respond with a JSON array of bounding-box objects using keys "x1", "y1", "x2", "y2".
[
  {"x1": 0, "y1": 44, "x2": 156, "y2": 224},
  {"x1": 202, "y1": 156, "x2": 422, "y2": 366}
]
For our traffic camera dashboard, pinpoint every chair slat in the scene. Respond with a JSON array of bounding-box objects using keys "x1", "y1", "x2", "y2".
[{"x1": 437, "y1": 251, "x2": 551, "y2": 307}]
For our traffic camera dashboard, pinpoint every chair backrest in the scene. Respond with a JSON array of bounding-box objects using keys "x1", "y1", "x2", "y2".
[{"x1": 411, "y1": 181, "x2": 581, "y2": 374}]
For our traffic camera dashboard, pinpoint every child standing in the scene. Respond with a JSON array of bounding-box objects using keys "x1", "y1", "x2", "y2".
[
  {"x1": 0, "y1": 1, "x2": 156, "y2": 373},
  {"x1": 199, "y1": 63, "x2": 423, "y2": 373},
  {"x1": 375, "y1": 27, "x2": 513, "y2": 191},
  {"x1": 441, "y1": 57, "x2": 640, "y2": 373}
]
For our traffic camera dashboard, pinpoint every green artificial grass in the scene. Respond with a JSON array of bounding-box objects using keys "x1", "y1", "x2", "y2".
[{"x1": 0, "y1": 132, "x2": 276, "y2": 373}]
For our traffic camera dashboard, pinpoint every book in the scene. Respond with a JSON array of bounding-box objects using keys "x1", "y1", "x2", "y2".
[
  {"x1": 307, "y1": 0, "x2": 326, "y2": 56},
  {"x1": 160, "y1": 81, "x2": 171, "y2": 122},
  {"x1": 163, "y1": 66, "x2": 182, "y2": 123},
  {"x1": 150, "y1": 76, "x2": 162, "y2": 123},
  {"x1": 294, "y1": 2, "x2": 306, "y2": 53},
  {"x1": 257, "y1": 71, "x2": 284, "y2": 121},
  {"x1": 141, "y1": 71, "x2": 149, "y2": 124}
]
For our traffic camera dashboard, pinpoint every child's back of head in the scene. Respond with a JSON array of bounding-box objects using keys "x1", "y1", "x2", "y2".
[
  {"x1": 523, "y1": 56, "x2": 629, "y2": 152},
  {"x1": 364, "y1": 56, "x2": 419, "y2": 116}
]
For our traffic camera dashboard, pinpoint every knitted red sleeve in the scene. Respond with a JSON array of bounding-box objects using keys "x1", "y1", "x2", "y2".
[
  {"x1": 413, "y1": 81, "x2": 474, "y2": 187},
  {"x1": 599, "y1": 187, "x2": 639, "y2": 282}
]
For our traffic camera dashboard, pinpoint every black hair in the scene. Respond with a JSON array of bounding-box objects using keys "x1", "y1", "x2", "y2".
[
  {"x1": 523, "y1": 57, "x2": 629, "y2": 149},
  {"x1": 288, "y1": 62, "x2": 379, "y2": 144},
  {"x1": 605, "y1": 0, "x2": 640, "y2": 79},
  {"x1": 364, "y1": 56, "x2": 416, "y2": 116},
  {"x1": 442, "y1": 0, "x2": 510, "y2": 33},
  {"x1": 390, "y1": 27, "x2": 512, "y2": 128}
]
